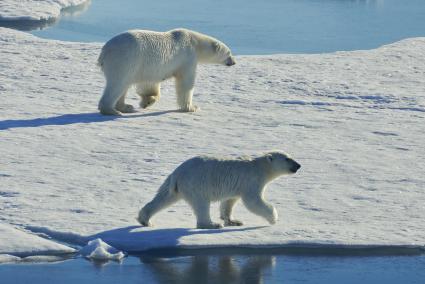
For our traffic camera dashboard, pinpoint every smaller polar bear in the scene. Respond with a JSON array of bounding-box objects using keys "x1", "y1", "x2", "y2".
[
  {"x1": 97, "y1": 28, "x2": 236, "y2": 115},
  {"x1": 138, "y1": 151, "x2": 301, "y2": 229}
]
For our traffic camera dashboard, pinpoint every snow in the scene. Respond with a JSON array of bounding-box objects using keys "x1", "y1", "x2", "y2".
[
  {"x1": 0, "y1": 254, "x2": 20, "y2": 263},
  {"x1": 80, "y1": 238, "x2": 125, "y2": 261},
  {"x1": 0, "y1": 0, "x2": 90, "y2": 21},
  {"x1": 0, "y1": 223, "x2": 75, "y2": 260},
  {"x1": 0, "y1": 27, "x2": 424, "y2": 256},
  {"x1": 0, "y1": 254, "x2": 70, "y2": 264}
]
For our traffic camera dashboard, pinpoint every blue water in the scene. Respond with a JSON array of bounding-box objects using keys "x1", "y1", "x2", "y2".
[
  {"x1": 2, "y1": 0, "x2": 423, "y2": 54},
  {"x1": 0, "y1": 253, "x2": 424, "y2": 284}
]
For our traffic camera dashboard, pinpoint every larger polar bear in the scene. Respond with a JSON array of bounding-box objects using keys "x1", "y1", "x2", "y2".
[
  {"x1": 138, "y1": 151, "x2": 301, "y2": 229},
  {"x1": 97, "y1": 28, "x2": 236, "y2": 115}
]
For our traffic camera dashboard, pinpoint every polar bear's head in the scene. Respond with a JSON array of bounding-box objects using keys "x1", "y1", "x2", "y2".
[
  {"x1": 195, "y1": 34, "x2": 236, "y2": 66},
  {"x1": 210, "y1": 41, "x2": 236, "y2": 66},
  {"x1": 262, "y1": 151, "x2": 301, "y2": 179}
]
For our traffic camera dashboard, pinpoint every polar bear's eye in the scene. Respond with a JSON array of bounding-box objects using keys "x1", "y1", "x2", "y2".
[{"x1": 212, "y1": 42, "x2": 219, "y2": 51}]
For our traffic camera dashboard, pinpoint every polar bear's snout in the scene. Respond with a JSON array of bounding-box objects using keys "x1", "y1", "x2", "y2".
[
  {"x1": 290, "y1": 161, "x2": 301, "y2": 173},
  {"x1": 226, "y1": 56, "x2": 236, "y2": 66}
]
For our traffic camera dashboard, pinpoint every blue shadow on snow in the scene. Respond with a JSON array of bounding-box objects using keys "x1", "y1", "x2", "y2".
[
  {"x1": 0, "y1": 110, "x2": 178, "y2": 130},
  {"x1": 87, "y1": 225, "x2": 265, "y2": 254},
  {"x1": 26, "y1": 225, "x2": 425, "y2": 256}
]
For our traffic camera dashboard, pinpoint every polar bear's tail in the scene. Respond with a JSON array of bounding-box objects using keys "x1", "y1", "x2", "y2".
[{"x1": 96, "y1": 48, "x2": 106, "y2": 70}]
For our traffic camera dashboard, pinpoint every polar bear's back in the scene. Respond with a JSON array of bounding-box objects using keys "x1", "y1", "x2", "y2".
[
  {"x1": 173, "y1": 156, "x2": 262, "y2": 201},
  {"x1": 98, "y1": 29, "x2": 194, "y2": 82}
]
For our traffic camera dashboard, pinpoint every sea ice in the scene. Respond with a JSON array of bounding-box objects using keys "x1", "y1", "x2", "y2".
[
  {"x1": 0, "y1": 0, "x2": 89, "y2": 21},
  {"x1": 0, "y1": 27, "x2": 424, "y2": 254},
  {"x1": 0, "y1": 223, "x2": 75, "y2": 260},
  {"x1": 0, "y1": 254, "x2": 20, "y2": 263},
  {"x1": 80, "y1": 238, "x2": 125, "y2": 261}
]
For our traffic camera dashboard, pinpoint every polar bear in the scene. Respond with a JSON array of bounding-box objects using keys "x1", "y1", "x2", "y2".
[
  {"x1": 97, "y1": 28, "x2": 236, "y2": 115},
  {"x1": 137, "y1": 151, "x2": 301, "y2": 229}
]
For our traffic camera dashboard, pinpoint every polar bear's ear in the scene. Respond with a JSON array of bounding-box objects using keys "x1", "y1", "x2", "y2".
[{"x1": 266, "y1": 154, "x2": 273, "y2": 163}]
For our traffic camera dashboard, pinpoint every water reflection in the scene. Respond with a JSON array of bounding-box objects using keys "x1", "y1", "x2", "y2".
[
  {"x1": 140, "y1": 254, "x2": 275, "y2": 284},
  {"x1": 0, "y1": 0, "x2": 91, "y2": 31}
]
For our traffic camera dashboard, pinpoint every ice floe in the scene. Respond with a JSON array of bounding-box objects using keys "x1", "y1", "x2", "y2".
[
  {"x1": 0, "y1": 223, "x2": 75, "y2": 260},
  {"x1": 0, "y1": 0, "x2": 90, "y2": 22},
  {"x1": 80, "y1": 238, "x2": 125, "y2": 261},
  {"x1": 0, "y1": 27, "x2": 424, "y2": 255}
]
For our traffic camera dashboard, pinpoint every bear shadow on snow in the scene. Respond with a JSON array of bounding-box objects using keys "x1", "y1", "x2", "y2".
[
  {"x1": 0, "y1": 110, "x2": 178, "y2": 130},
  {"x1": 87, "y1": 225, "x2": 265, "y2": 254}
]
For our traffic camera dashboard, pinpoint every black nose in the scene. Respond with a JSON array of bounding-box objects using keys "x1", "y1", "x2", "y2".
[
  {"x1": 291, "y1": 162, "x2": 301, "y2": 173},
  {"x1": 226, "y1": 57, "x2": 236, "y2": 66}
]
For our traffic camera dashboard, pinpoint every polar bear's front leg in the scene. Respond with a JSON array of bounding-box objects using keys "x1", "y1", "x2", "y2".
[
  {"x1": 220, "y1": 198, "x2": 243, "y2": 226},
  {"x1": 242, "y1": 193, "x2": 278, "y2": 225},
  {"x1": 189, "y1": 200, "x2": 222, "y2": 229},
  {"x1": 136, "y1": 83, "x2": 161, "y2": 109},
  {"x1": 175, "y1": 65, "x2": 198, "y2": 112}
]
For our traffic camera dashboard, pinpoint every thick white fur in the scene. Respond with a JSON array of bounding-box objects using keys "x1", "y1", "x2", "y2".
[
  {"x1": 138, "y1": 151, "x2": 301, "y2": 229},
  {"x1": 97, "y1": 28, "x2": 236, "y2": 115}
]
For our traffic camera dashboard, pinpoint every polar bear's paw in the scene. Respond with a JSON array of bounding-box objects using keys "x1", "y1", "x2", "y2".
[
  {"x1": 224, "y1": 219, "x2": 244, "y2": 227},
  {"x1": 137, "y1": 210, "x2": 153, "y2": 227},
  {"x1": 267, "y1": 207, "x2": 278, "y2": 225},
  {"x1": 140, "y1": 220, "x2": 153, "y2": 227},
  {"x1": 99, "y1": 107, "x2": 123, "y2": 116},
  {"x1": 197, "y1": 222, "x2": 223, "y2": 229},
  {"x1": 117, "y1": 104, "x2": 136, "y2": 113},
  {"x1": 137, "y1": 217, "x2": 153, "y2": 227},
  {"x1": 140, "y1": 95, "x2": 158, "y2": 109},
  {"x1": 180, "y1": 105, "x2": 199, "y2": 113}
]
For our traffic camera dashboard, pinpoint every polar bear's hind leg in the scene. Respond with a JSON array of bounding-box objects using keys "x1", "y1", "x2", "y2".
[
  {"x1": 138, "y1": 176, "x2": 180, "y2": 226},
  {"x1": 98, "y1": 80, "x2": 129, "y2": 115}
]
